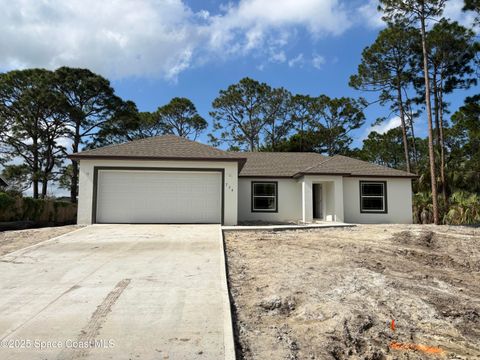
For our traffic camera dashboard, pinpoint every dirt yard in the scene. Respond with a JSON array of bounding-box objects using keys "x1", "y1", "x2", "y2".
[
  {"x1": 0, "y1": 225, "x2": 81, "y2": 256},
  {"x1": 224, "y1": 225, "x2": 480, "y2": 360}
]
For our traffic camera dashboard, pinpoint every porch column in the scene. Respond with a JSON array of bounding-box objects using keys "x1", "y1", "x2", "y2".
[
  {"x1": 333, "y1": 177, "x2": 344, "y2": 222},
  {"x1": 301, "y1": 177, "x2": 313, "y2": 223}
]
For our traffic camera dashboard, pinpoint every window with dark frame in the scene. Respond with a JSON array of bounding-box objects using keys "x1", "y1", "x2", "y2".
[
  {"x1": 360, "y1": 181, "x2": 387, "y2": 213},
  {"x1": 251, "y1": 182, "x2": 277, "y2": 212}
]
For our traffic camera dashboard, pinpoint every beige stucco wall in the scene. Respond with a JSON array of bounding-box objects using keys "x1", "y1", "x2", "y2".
[
  {"x1": 237, "y1": 176, "x2": 344, "y2": 224},
  {"x1": 343, "y1": 177, "x2": 413, "y2": 224},
  {"x1": 237, "y1": 178, "x2": 302, "y2": 222},
  {"x1": 77, "y1": 159, "x2": 239, "y2": 225}
]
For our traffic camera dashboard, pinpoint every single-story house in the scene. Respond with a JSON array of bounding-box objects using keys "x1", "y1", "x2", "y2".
[{"x1": 70, "y1": 135, "x2": 416, "y2": 226}]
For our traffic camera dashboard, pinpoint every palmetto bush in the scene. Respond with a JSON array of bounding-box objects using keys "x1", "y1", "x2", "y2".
[
  {"x1": 413, "y1": 191, "x2": 480, "y2": 225},
  {"x1": 413, "y1": 192, "x2": 433, "y2": 224},
  {"x1": 444, "y1": 191, "x2": 480, "y2": 225}
]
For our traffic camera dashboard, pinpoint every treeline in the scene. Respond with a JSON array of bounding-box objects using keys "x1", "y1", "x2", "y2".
[
  {"x1": 0, "y1": 70, "x2": 369, "y2": 203},
  {"x1": 0, "y1": 68, "x2": 207, "y2": 202},
  {"x1": 351, "y1": 0, "x2": 479, "y2": 224},
  {"x1": 1, "y1": 0, "x2": 479, "y2": 224}
]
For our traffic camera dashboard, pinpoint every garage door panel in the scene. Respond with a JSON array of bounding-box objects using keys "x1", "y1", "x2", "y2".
[{"x1": 96, "y1": 170, "x2": 222, "y2": 223}]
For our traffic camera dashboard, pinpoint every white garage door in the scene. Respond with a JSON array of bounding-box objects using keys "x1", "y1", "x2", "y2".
[{"x1": 95, "y1": 170, "x2": 222, "y2": 223}]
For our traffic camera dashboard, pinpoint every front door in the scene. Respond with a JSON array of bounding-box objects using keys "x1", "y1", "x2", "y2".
[{"x1": 312, "y1": 184, "x2": 323, "y2": 219}]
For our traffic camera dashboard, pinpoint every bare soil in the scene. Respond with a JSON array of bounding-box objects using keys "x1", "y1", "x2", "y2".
[
  {"x1": 0, "y1": 225, "x2": 82, "y2": 256},
  {"x1": 224, "y1": 225, "x2": 480, "y2": 360}
]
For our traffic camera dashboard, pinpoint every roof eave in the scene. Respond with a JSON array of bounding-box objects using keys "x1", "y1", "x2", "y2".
[
  {"x1": 238, "y1": 174, "x2": 295, "y2": 178},
  {"x1": 344, "y1": 174, "x2": 419, "y2": 179},
  {"x1": 68, "y1": 154, "x2": 247, "y2": 169},
  {"x1": 69, "y1": 154, "x2": 243, "y2": 160},
  {"x1": 292, "y1": 172, "x2": 418, "y2": 179}
]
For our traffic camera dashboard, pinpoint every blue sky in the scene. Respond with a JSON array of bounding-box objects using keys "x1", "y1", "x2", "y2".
[
  {"x1": 111, "y1": 24, "x2": 381, "y2": 148},
  {"x1": 0, "y1": 0, "x2": 478, "y2": 149}
]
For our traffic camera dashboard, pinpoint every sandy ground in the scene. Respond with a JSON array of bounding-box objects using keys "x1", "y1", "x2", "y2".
[
  {"x1": 0, "y1": 225, "x2": 82, "y2": 256},
  {"x1": 224, "y1": 224, "x2": 480, "y2": 360}
]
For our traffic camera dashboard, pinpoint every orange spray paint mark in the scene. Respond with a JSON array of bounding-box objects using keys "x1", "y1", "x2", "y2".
[
  {"x1": 389, "y1": 341, "x2": 445, "y2": 355},
  {"x1": 391, "y1": 319, "x2": 395, "y2": 331}
]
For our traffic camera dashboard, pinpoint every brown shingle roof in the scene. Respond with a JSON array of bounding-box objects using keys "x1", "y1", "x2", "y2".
[
  {"x1": 296, "y1": 155, "x2": 416, "y2": 178},
  {"x1": 69, "y1": 135, "x2": 246, "y2": 163},
  {"x1": 232, "y1": 152, "x2": 329, "y2": 177},
  {"x1": 234, "y1": 152, "x2": 416, "y2": 178},
  {"x1": 70, "y1": 135, "x2": 416, "y2": 178}
]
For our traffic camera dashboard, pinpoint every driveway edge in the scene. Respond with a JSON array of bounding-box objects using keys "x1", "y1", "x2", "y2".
[
  {"x1": 0, "y1": 226, "x2": 88, "y2": 259},
  {"x1": 218, "y1": 227, "x2": 236, "y2": 360}
]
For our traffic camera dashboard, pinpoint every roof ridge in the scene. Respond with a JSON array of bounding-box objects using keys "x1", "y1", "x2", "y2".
[
  {"x1": 297, "y1": 155, "x2": 337, "y2": 174},
  {"x1": 73, "y1": 135, "x2": 232, "y2": 157},
  {"x1": 167, "y1": 135, "x2": 232, "y2": 153}
]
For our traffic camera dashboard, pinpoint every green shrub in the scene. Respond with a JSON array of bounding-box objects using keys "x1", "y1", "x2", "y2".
[
  {"x1": 414, "y1": 190, "x2": 480, "y2": 225},
  {"x1": 22, "y1": 197, "x2": 45, "y2": 221},
  {"x1": 0, "y1": 192, "x2": 16, "y2": 211},
  {"x1": 0, "y1": 195, "x2": 76, "y2": 224},
  {"x1": 444, "y1": 192, "x2": 480, "y2": 225},
  {"x1": 413, "y1": 192, "x2": 433, "y2": 224}
]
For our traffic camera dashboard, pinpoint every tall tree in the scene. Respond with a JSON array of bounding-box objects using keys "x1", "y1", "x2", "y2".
[
  {"x1": 53, "y1": 67, "x2": 127, "y2": 202},
  {"x1": 265, "y1": 130, "x2": 320, "y2": 152},
  {"x1": 288, "y1": 95, "x2": 316, "y2": 152},
  {"x1": 313, "y1": 95, "x2": 366, "y2": 155},
  {"x1": 88, "y1": 100, "x2": 141, "y2": 147},
  {"x1": 0, "y1": 69, "x2": 67, "y2": 198},
  {"x1": 93, "y1": 98, "x2": 206, "y2": 146},
  {"x1": 262, "y1": 87, "x2": 292, "y2": 151},
  {"x1": 422, "y1": 19, "x2": 478, "y2": 200},
  {"x1": 379, "y1": 0, "x2": 447, "y2": 224},
  {"x1": 350, "y1": 23, "x2": 419, "y2": 172},
  {"x1": 358, "y1": 128, "x2": 407, "y2": 169},
  {"x1": 39, "y1": 105, "x2": 69, "y2": 197},
  {"x1": 209, "y1": 78, "x2": 274, "y2": 151},
  {"x1": 156, "y1": 97, "x2": 207, "y2": 140},
  {"x1": 449, "y1": 95, "x2": 480, "y2": 192},
  {"x1": 0, "y1": 164, "x2": 31, "y2": 193}
]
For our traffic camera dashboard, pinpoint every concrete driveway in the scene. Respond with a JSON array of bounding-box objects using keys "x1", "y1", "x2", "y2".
[{"x1": 0, "y1": 225, "x2": 233, "y2": 360}]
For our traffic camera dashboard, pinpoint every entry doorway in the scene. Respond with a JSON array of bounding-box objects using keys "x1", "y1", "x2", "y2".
[{"x1": 312, "y1": 184, "x2": 323, "y2": 220}]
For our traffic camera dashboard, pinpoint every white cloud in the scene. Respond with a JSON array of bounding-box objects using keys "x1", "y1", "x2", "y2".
[
  {"x1": 358, "y1": 0, "x2": 384, "y2": 29},
  {"x1": 443, "y1": 0, "x2": 477, "y2": 30},
  {"x1": 312, "y1": 54, "x2": 326, "y2": 69},
  {"x1": 4, "y1": 0, "x2": 474, "y2": 82},
  {"x1": 0, "y1": 0, "x2": 204, "y2": 80},
  {"x1": 364, "y1": 116, "x2": 401, "y2": 139},
  {"x1": 270, "y1": 51, "x2": 287, "y2": 63},
  {"x1": 0, "y1": 0, "x2": 352, "y2": 80},
  {"x1": 211, "y1": 0, "x2": 351, "y2": 37},
  {"x1": 56, "y1": 137, "x2": 73, "y2": 150},
  {"x1": 288, "y1": 53, "x2": 305, "y2": 68},
  {"x1": 206, "y1": 0, "x2": 351, "y2": 65}
]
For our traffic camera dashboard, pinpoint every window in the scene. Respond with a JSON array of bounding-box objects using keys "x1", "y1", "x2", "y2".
[
  {"x1": 251, "y1": 182, "x2": 278, "y2": 212},
  {"x1": 360, "y1": 181, "x2": 387, "y2": 213}
]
